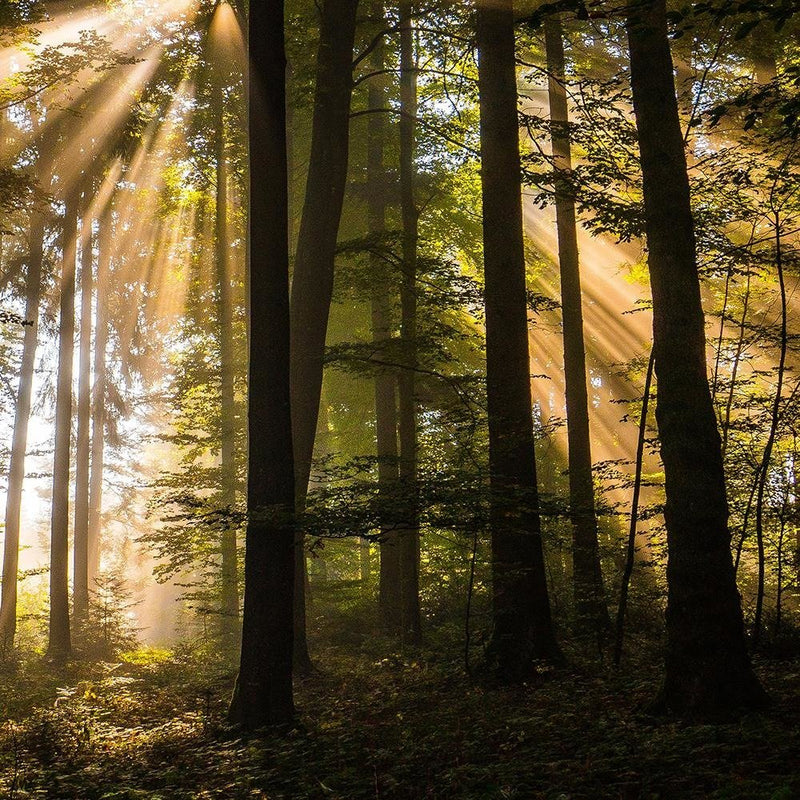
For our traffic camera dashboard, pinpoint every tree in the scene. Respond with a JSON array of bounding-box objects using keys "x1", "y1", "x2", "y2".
[
  {"x1": 477, "y1": 0, "x2": 561, "y2": 680},
  {"x1": 88, "y1": 205, "x2": 111, "y2": 594},
  {"x1": 228, "y1": 0, "x2": 295, "y2": 729},
  {"x1": 289, "y1": 0, "x2": 360, "y2": 670},
  {"x1": 626, "y1": 0, "x2": 767, "y2": 718},
  {"x1": 0, "y1": 205, "x2": 45, "y2": 651},
  {"x1": 364, "y1": 0, "x2": 402, "y2": 633},
  {"x1": 73, "y1": 179, "x2": 95, "y2": 624},
  {"x1": 397, "y1": 0, "x2": 422, "y2": 643},
  {"x1": 48, "y1": 187, "x2": 79, "y2": 661},
  {"x1": 211, "y1": 18, "x2": 239, "y2": 650},
  {"x1": 543, "y1": 12, "x2": 608, "y2": 635}
]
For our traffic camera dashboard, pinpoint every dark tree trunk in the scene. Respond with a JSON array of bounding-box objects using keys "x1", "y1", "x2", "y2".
[
  {"x1": 398, "y1": 0, "x2": 421, "y2": 643},
  {"x1": 49, "y1": 190, "x2": 79, "y2": 661},
  {"x1": 627, "y1": 0, "x2": 767, "y2": 718},
  {"x1": 366, "y1": 0, "x2": 402, "y2": 633},
  {"x1": 614, "y1": 349, "x2": 654, "y2": 667},
  {"x1": 289, "y1": 0, "x2": 359, "y2": 671},
  {"x1": 477, "y1": 0, "x2": 561, "y2": 680},
  {"x1": 88, "y1": 208, "x2": 110, "y2": 591},
  {"x1": 543, "y1": 13, "x2": 608, "y2": 635},
  {"x1": 0, "y1": 210, "x2": 45, "y2": 651},
  {"x1": 721, "y1": 270, "x2": 751, "y2": 460},
  {"x1": 73, "y1": 185, "x2": 94, "y2": 624},
  {"x1": 214, "y1": 68, "x2": 240, "y2": 650},
  {"x1": 229, "y1": 0, "x2": 295, "y2": 730},
  {"x1": 753, "y1": 213, "x2": 788, "y2": 645}
]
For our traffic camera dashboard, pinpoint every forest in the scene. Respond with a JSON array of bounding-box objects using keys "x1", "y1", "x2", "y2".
[{"x1": 0, "y1": 0, "x2": 799, "y2": 796}]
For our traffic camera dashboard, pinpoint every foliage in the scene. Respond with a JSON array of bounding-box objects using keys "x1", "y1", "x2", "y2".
[
  {"x1": 0, "y1": 30, "x2": 136, "y2": 111},
  {"x1": 74, "y1": 572, "x2": 142, "y2": 660},
  {"x1": 1, "y1": 640, "x2": 800, "y2": 798}
]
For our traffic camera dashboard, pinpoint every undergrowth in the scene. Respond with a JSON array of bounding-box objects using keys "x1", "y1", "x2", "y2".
[{"x1": 0, "y1": 638, "x2": 798, "y2": 799}]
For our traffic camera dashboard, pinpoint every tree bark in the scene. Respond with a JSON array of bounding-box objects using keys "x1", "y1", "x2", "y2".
[
  {"x1": 88, "y1": 207, "x2": 111, "y2": 592},
  {"x1": 289, "y1": 0, "x2": 359, "y2": 671},
  {"x1": 0, "y1": 210, "x2": 45, "y2": 651},
  {"x1": 477, "y1": 0, "x2": 561, "y2": 680},
  {"x1": 543, "y1": 13, "x2": 608, "y2": 635},
  {"x1": 753, "y1": 213, "x2": 788, "y2": 645},
  {"x1": 614, "y1": 349, "x2": 654, "y2": 667},
  {"x1": 366, "y1": 0, "x2": 402, "y2": 632},
  {"x1": 214, "y1": 66, "x2": 240, "y2": 651},
  {"x1": 398, "y1": 0, "x2": 422, "y2": 643},
  {"x1": 49, "y1": 190, "x2": 79, "y2": 661},
  {"x1": 627, "y1": 0, "x2": 767, "y2": 718},
  {"x1": 229, "y1": 0, "x2": 295, "y2": 730},
  {"x1": 73, "y1": 183, "x2": 94, "y2": 625}
]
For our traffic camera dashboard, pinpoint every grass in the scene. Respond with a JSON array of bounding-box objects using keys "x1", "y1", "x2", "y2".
[{"x1": 1, "y1": 634, "x2": 799, "y2": 799}]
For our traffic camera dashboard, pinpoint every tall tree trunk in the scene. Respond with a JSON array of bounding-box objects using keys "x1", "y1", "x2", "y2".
[
  {"x1": 614, "y1": 349, "x2": 654, "y2": 666},
  {"x1": 214, "y1": 68, "x2": 240, "y2": 651},
  {"x1": 366, "y1": 0, "x2": 402, "y2": 632},
  {"x1": 49, "y1": 190, "x2": 79, "y2": 661},
  {"x1": 88, "y1": 209, "x2": 110, "y2": 591},
  {"x1": 289, "y1": 0, "x2": 359, "y2": 671},
  {"x1": 627, "y1": 0, "x2": 766, "y2": 718},
  {"x1": 229, "y1": 0, "x2": 295, "y2": 730},
  {"x1": 721, "y1": 270, "x2": 751, "y2": 460},
  {"x1": 753, "y1": 212, "x2": 788, "y2": 645},
  {"x1": 775, "y1": 474, "x2": 788, "y2": 634},
  {"x1": 73, "y1": 184, "x2": 94, "y2": 625},
  {"x1": 543, "y1": 13, "x2": 608, "y2": 635},
  {"x1": 0, "y1": 210, "x2": 45, "y2": 651},
  {"x1": 398, "y1": 0, "x2": 421, "y2": 643},
  {"x1": 477, "y1": 0, "x2": 561, "y2": 680}
]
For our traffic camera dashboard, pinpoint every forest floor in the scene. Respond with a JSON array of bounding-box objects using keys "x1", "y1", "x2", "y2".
[{"x1": 1, "y1": 633, "x2": 799, "y2": 800}]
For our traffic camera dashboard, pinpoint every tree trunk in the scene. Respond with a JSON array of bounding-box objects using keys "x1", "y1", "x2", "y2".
[
  {"x1": 0, "y1": 210, "x2": 45, "y2": 651},
  {"x1": 214, "y1": 68, "x2": 240, "y2": 651},
  {"x1": 229, "y1": 0, "x2": 295, "y2": 730},
  {"x1": 627, "y1": 0, "x2": 767, "y2": 718},
  {"x1": 477, "y1": 0, "x2": 561, "y2": 680},
  {"x1": 614, "y1": 349, "x2": 654, "y2": 667},
  {"x1": 88, "y1": 208, "x2": 111, "y2": 591},
  {"x1": 289, "y1": 0, "x2": 359, "y2": 671},
  {"x1": 398, "y1": 0, "x2": 422, "y2": 643},
  {"x1": 49, "y1": 190, "x2": 79, "y2": 661},
  {"x1": 543, "y1": 13, "x2": 608, "y2": 635},
  {"x1": 721, "y1": 270, "x2": 751, "y2": 460},
  {"x1": 73, "y1": 184, "x2": 94, "y2": 625},
  {"x1": 366, "y1": 0, "x2": 402, "y2": 632},
  {"x1": 753, "y1": 213, "x2": 788, "y2": 645}
]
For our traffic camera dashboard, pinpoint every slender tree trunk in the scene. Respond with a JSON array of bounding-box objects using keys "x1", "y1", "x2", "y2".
[
  {"x1": 0, "y1": 210, "x2": 45, "y2": 651},
  {"x1": 88, "y1": 210, "x2": 109, "y2": 592},
  {"x1": 214, "y1": 69, "x2": 240, "y2": 650},
  {"x1": 477, "y1": 0, "x2": 561, "y2": 680},
  {"x1": 794, "y1": 442, "x2": 799, "y2": 592},
  {"x1": 49, "y1": 190, "x2": 79, "y2": 661},
  {"x1": 753, "y1": 213, "x2": 788, "y2": 645},
  {"x1": 614, "y1": 349, "x2": 654, "y2": 666},
  {"x1": 722, "y1": 270, "x2": 751, "y2": 460},
  {"x1": 776, "y1": 478, "x2": 788, "y2": 634},
  {"x1": 229, "y1": 0, "x2": 295, "y2": 730},
  {"x1": 398, "y1": 0, "x2": 422, "y2": 643},
  {"x1": 289, "y1": 0, "x2": 359, "y2": 671},
  {"x1": 360, "y1": 539, "x2": 372, "y2": 589},
  {"x1": 627, "y1": 0, "x2": 766, "y2": 718},
  {"x1": 366, "y1": 0, "x2": 402, "y2": 631},
  {"x1": 544, "y1": 13, "x2": 608, "y2": 635},
  {"x1": 711, "y1": 264, "x2": 732, "y2": 406},
  {"x1": 73, "y1": 185, "x2": 94, "y2": 625}
]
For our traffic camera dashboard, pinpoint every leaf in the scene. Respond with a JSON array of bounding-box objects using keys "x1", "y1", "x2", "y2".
[{"x1": 734, "y1": 19, "x2": 761, "y2": 40}]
